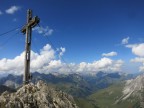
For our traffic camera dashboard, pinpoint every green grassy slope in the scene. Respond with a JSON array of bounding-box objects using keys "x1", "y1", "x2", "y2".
[
  {"x1": 88, "y1": 83, "x2": 139, "y2": 108},
  {"x1": 75, "y1": 98, "x2": 99, "y2": 108},
  {"x1": 75, "y1": 82, "x2": 140, "y2": 108}
]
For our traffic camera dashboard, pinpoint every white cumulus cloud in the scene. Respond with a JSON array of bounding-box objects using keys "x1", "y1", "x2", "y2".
[
  {"x1": 6, "y1": 6, "x2": 20, "y2": 14},
  {"x1": 122, "y1": 37, "x2": 130, "y2": 45},
  {"x1": 126, "y1": 43, "x2": 144, "y2": 72},
  {"x1": 0, "y1": 44, "x2": 124, "y2": 75},
  {"x1": 57, "y1": 47, "x2": 66, "y2": 58},
  {"x1": 102, "y1": 51, "x2": 117, "y2": 57},
  {"x1": 76, "y1": 58, "x2": 124, "y2": 73},
  {"x1": 0, "y1": 44, "x2": 55, "y2": 75},
  {"x1": 126, "y1": 43, "x2": 144, "y2": 57},
  {"x1": 33, "y1": 26, "x2": 53, "y2": 36}
]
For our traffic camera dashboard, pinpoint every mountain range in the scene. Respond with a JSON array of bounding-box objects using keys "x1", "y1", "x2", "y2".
[
  {"x1": 0, "y1": 72, "x2": 131, "y2": 97},
  {"x1": 0, "y1": 71, "x2": 140, "y2": 108}
]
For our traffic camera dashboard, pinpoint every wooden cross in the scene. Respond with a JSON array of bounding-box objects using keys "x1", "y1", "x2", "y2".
[{"x1": 21, "y1": 9, "x2": 40, "y2": 84}]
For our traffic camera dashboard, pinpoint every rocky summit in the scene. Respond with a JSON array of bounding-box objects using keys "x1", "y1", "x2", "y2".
[{"x1": 0, "y1": 80, "x2": 78, "y2": 108}]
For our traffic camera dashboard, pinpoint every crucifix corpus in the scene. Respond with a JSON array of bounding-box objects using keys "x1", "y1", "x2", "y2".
[{"x1": 21, "y1": 9, "x2": 40, "y2": 84}]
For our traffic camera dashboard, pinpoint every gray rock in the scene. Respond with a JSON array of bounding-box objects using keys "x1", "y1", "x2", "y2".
[{"x1": 0, "y1": 80, "x2": 78, "y2": 108}]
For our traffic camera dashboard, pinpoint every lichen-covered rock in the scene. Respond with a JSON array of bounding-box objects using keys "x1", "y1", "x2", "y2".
[{"x1": 0, "y1": 80, "x2": 79, "y2": 108}]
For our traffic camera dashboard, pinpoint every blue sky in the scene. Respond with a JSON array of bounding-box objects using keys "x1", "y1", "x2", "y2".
[{"x1": 0, "y1": 0, "x2": 144, "y2": 74}]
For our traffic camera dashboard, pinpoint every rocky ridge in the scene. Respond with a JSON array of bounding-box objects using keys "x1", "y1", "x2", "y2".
[
  {"x1": 114, "y1": 74, "x2": 144, "y2": 107},
  {"x1": 122, "y1": 74, "x2": 144, "y2": 100},
  {"x1": 0, "y1": 80, "x2": 78, "y2": 108}
]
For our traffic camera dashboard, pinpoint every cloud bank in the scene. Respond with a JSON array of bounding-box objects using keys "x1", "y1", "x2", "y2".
[{"x1": 0, "y1": 44, "x2": 124, "y2": 75}]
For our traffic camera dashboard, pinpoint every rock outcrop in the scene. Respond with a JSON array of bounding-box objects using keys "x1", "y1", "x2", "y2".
[
  {"x1": 0, "y1": 80, "x2": 78, "y2": 108},
  {"x1": 122, "y1": 74, "x2": 144, "y2": 100}
]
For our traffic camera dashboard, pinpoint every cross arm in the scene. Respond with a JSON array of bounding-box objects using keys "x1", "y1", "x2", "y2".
[{"x1": 21, "y1": 16, "x2": 40, "y2": 34}]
